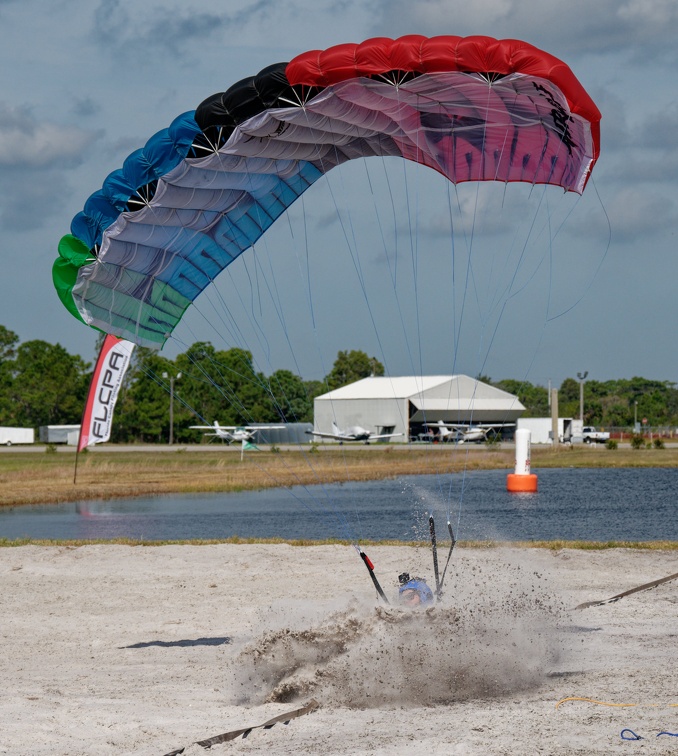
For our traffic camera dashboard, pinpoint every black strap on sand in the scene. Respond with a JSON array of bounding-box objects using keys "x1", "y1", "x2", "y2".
[
  {"x1": 163, "y1": 699, "x2": 320, "y2": 755},
  {"x1": 360, "y1": 550, "x2": 389, "y2": 604},
  {"x1": 437, "y1": 521, "x2": 457, "y2": 595},
  {"x1": 575, "y1": 570, "x2": 678, "y2": 610},
  {"x1": 429, "y1": 515, "x2": 441, "y2": 598}
]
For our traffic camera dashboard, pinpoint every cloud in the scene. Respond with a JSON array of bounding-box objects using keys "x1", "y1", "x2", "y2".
[
  {"x1": 0, "y1": 103, "x2": 99, "y2": 169},
  {"x1": 367, "y1": 0, "x2": 678, "y2": 60},
  {"x1": 72, "y1": 96, "x2": 101, "y2": 119},
  {"x1": 92, "y1": 0, "x2": 279, "y2": 59},
  {"x1": 641, "y1": 102, "x2": 678, "y2": 150},
  {"x1": 0, "y1": 169, "x2": 73, "y2": 230},
  {"x1": 574, "y1": 185, "x2": 678, "y2": 242}
]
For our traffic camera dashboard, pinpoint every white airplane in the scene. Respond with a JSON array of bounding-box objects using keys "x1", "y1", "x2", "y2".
[
  {"x1": 189, "y1": 421, "x2": 284, "y2": 444},
  {"x1": 432, "y1": 420, "x2": 514, "y2": 443},
  {"x1": 306, "y1": 421, "x2": 403, "y2": 444}
]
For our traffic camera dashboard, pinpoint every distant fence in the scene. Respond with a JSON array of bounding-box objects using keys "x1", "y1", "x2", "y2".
[{"x1": 607, "y1": 426, "x2": 678, "y2": 439}]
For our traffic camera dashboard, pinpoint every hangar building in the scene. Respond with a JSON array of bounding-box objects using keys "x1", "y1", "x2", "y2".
[{"x1": 313, "y1": 375, "x2": 525, "y2": 442}]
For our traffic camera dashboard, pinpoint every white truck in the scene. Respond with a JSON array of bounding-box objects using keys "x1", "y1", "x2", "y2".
[
  {"x1": 0, "y1": 427, "x2": 35, "y2": 446},
  {"x1": 582, "y1": 426, "x2": 610, "y2": 444}
]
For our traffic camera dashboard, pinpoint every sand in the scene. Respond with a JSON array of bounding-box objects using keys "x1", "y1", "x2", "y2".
[{"x1": 1, "y1": 543, "x2": 677, "y2": 755}]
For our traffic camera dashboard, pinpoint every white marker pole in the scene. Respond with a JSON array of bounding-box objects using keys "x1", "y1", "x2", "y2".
[{"x1": 514, "y1": 428, "x2": 531, "y2": 475}]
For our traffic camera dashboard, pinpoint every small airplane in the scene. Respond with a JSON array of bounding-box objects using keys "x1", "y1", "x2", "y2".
[
  {"x1": 189, "y1": 421, "x2": 284, "y2": 444},
  {"x1": 432, "y1": 420, "x2": 514, "y2": 443},
  {"x1": 306, "y1": 421, "x2": 403, "y2": 444}
]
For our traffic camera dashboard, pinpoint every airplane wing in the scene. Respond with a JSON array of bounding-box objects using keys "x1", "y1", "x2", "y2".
[
  {"x1": 305, "y1": 430, "x2": 348, "y2": 440},
  {"x1": 369, "y1": 432, "x2": 404, "y2": 440},
  {"x1": 190, "y1": 424, "x2": 285, "y2": 431},
  {"x1": 434, "y1": 422, "x2": 514, "y2": 430}
]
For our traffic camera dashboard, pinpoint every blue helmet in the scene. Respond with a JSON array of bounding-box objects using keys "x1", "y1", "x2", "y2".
[{"x1": 398, "y1": 578, "x2": 434, "y2": 606}]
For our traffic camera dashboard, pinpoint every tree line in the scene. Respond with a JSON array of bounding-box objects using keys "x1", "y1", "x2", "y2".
[
  {"x1": 0, "y1": 326, "x2": 385, "y2": 443},
  {"x1": 491, "y1": 376, "x2": 678, "y2": 428},
  {"x1": 0, "y1": 324, "x2": 675, "y2": 442}
]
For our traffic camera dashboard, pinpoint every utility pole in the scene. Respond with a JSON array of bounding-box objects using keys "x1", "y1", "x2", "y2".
[
  {"x1": 551, "y1": 388, "x2": 559, "y2": 448},
  {"x1": 162, "y1": 371, "x2": 182, "y2": 444},
  {"x1": 577, "y1": 371, "x2": 588, "y2": 423}
]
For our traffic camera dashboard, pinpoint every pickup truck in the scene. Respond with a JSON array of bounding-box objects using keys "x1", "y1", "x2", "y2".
[{"x1": 582, "y1": 426, "x2": 610, "y2": 444}]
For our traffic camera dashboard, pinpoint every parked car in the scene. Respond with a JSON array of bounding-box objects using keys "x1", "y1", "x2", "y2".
[{"x1": 582, "y1": 426, "x2": 610, "y2": 444}]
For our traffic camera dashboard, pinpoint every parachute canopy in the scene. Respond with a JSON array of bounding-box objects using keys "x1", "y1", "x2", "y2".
[{"x1": 54, "y1": 35, "x2": 601, "y2": 349}]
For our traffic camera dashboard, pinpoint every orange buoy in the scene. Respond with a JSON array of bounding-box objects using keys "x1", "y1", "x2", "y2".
[
  {"x1": 507, "y1": 428, "x2": 538, "y2": 492},
  {"x1": 507, "y1": 472, "x2": 538, "y2": 492}
]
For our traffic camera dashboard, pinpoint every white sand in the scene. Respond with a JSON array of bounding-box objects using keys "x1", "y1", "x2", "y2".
[{"x1": 1, "y1": 543, "x2": 677, "y2": 755}]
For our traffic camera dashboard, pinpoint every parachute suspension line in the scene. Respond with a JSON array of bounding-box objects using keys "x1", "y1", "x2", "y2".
[
  {"x1": 320, "y1": 152, "x2": 403, "y2": 391},
  {"x1": 443, "y1": 179, "x2": 482, "y2": 529},
  {"x1": 547, "y1": 176, "x2": 612, "y2": 321},
  {"x1": 404, "y1": 104, "x2": 425, "y2": 380},
  {"x1": 169, "y1": 339, "x2": 271, "y2": 430},
  {"x1": 361, "y1": 157, "x2": 413, "y2": 355},
  {"x1": 287, "y1": 195, "x2": 370, "y2": 540},
  {"x1": 164, "y1": 340, "x2": 360, "y2": 543},
  {"x1": 357, "y1": 157, "x2": 422, "y2": 439},
  {"x1": 240, "y1": 452, "x2": 358, "y2": 542},
  {"x1": 402, "y1": 100, "x2": 459, "y2": 512}
]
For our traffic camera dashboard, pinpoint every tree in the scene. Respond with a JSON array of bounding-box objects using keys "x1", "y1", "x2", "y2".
[
  {"x1": 6, "y1": 340, "x2": 90, "y2": 427},
  {"x1": 0, "y1": 326, "x2": 19, "y2": 422},
  {"x1": 112, "y1": 348, "x2": 176, "y2": 443},
  {"x1": 558, "y1": 377, "x2": 580, "y2": 419},
  {"x1": 324, "y1": 350, "x2": 384, "y2": 391},
  {"x1": 176, "y1": 343, "x2": 271, "y2": 431},
  {"x1": 493, "y1": 379, "x2": 549, "y2": 417},
  {"x1": 266, "y1": 369, "x2": 313, "y2": 422}
]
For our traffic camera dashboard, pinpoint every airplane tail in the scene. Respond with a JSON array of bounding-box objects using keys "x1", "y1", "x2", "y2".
[{"x1": 436, "y1": 420, "x2": 452, "y2": 439}]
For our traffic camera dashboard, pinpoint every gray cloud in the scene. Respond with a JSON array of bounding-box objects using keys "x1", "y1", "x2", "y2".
[
  {"x1": 72, "y1": 96, "x2": 101, "y2": 119},
  {"x1": 0, "y1": 168, "x2": 74, "y2": 230},
  {"x1": 572, "y1": 185, "x2": 678, "y2": 243},
  {"x1": 92, "y1": 0, "x2": 279, "y2": 59},
  {"x1": 367, "y1": 0, "x2": 678, "y2": 60},
  {"x1": 0, "y1": 103, "x2": 98, "y2": 169}
]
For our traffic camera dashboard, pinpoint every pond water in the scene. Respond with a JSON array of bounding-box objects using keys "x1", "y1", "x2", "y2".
[{"x1": 2, "y1": 467, "x2": 676, "y2": 542}]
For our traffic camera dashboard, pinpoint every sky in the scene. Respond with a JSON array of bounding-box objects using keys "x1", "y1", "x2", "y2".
[{"x1": 1, "y1": 0, "x2": 677, "y2": 388}]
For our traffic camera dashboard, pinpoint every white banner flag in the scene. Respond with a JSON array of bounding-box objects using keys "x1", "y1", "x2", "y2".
[{"x1": 77, "y1": 335, "x2": 135, "y2": 451}]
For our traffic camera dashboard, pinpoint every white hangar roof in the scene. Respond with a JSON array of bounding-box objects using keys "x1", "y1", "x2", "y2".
[
  {"x1": 317, "y1": 376, "x2": 455, "y2": 400},
  {"x1": 316, "y1": 375, "x2": 525, "y2": 420}
]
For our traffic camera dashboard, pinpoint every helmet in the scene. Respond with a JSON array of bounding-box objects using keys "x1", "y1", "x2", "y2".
[{"x1": 398, "y1": 577, "x2": 434, "y2": 606}]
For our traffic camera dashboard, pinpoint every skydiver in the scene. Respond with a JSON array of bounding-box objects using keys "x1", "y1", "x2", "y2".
[{"x1": 397, "y1": 572, "x2": 434, "y2": 607}]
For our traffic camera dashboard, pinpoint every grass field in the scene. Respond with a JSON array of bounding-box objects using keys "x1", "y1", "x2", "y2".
[{"x1": 2, "y1": 443, "x2": 678, "y2": 508}]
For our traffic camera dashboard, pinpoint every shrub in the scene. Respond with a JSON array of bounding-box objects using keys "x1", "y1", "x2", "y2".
[
  {"x1": 653, "y1": 437, "x2": 665, "y2": 449},
  {"x1": 605, "y1": 439, "x2": 618, "y2": 450},
  {"x1": 45, "y1": 443, "x2": 57, "y2": 454},
  {"x1": 630, "y1": 434, "x2": 645, "y2": 449}
]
